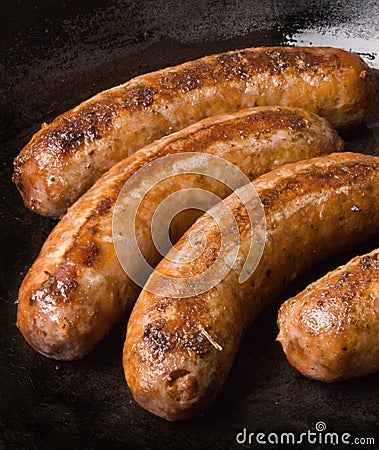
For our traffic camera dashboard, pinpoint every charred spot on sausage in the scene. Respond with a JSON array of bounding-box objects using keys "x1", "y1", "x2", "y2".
[
  {"x1": 124, "y1": 86, "x2": 157, "y2": 109},
  {"x1": 81, "y1": 241, "x2": 100, "y2": 266},
  {"x1": 29, "y1": 271, "x2": 79, "y2": 306},
  {"x1": 143, "y1": 319, "x2": 174, "y2": 356},
  {"x1": 143, "y1": 318, "x2": 211, "y2": 358}
]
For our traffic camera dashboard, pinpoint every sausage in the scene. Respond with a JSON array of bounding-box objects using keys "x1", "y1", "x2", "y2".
[
  {"x1": 16, "y1": 106, "x2": 342, "y2": 360},
  {"x1": 277, "y1": 248, "x2": 379, "y2": 382},
  {"x1": 13, "y1": 46, "x2": 376, "y2": 218},
  {"x1": 123, "y1": 152, "x2": 379, "y2": 421}
]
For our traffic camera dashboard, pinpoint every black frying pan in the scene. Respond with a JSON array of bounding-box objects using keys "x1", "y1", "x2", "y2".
[{"x1": 1, "y1": 1, "x2": 379, "y2": 449}]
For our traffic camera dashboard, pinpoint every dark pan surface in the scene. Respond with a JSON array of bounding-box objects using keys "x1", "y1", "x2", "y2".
[{"x1": 1, "y1": 1, "x2": 379, "y2": 449}]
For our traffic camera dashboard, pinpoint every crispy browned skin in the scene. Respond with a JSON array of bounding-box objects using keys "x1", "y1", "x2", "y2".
[
  {"x1": 13, "y1": 46, "x2": 376, "y2": 218},
  {"x1": 16, "y1": 106, "x2": 343, "y2": 360},
  {"x1": 124, "y1": 152, "x2": 379, "y2": 421},
  {"x1": 277, "y1": 248, "x2": 379, "y2": 382}
]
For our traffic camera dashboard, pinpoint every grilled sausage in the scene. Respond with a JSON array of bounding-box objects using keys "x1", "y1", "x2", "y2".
[
  {"x1": 124, "y1": 152, "x2": 379, "y2": 421},
  {"x1": 13, "y1": 46, "x2": 376, "y2": 218},
  {"x1": 16, "y1": 106, "x2": 343, "y2": 360},
  {"x1": 277, "y1": 248, "x2": 379, "y2": 382}
]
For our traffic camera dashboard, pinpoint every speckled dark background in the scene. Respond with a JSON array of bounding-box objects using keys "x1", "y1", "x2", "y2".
[{"x1": 1, "y1": 1, "x2": 379, "y2": 449}]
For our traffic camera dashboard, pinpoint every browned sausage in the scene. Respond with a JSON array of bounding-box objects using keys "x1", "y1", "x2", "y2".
[
  {"x1": 277, "y1": 248, "x2": 379, "y2": 382},
  {"x1": 16, "y1": 106, "x2": 342, "y2": 360},
  {"x1": 13, "y1": 46, "x2": 376, "y2": 218},
  {"x1": 124, "y1": 152, "x2": 379, "y2": 421}
]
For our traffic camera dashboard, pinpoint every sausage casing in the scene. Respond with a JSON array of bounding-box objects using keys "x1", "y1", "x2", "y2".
[
  {"x1": 13, "y1": 46, "x2": 376, "y2": 217},
  {"x1": 16, "y1": 106, "x2": 342, "y2": 360},
  {"x1": 124, "y1": 152, "x2": 379, "y2": 420},
  {"x1": 277, "y1": 248, "x2": 379, "y2": 382}
]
